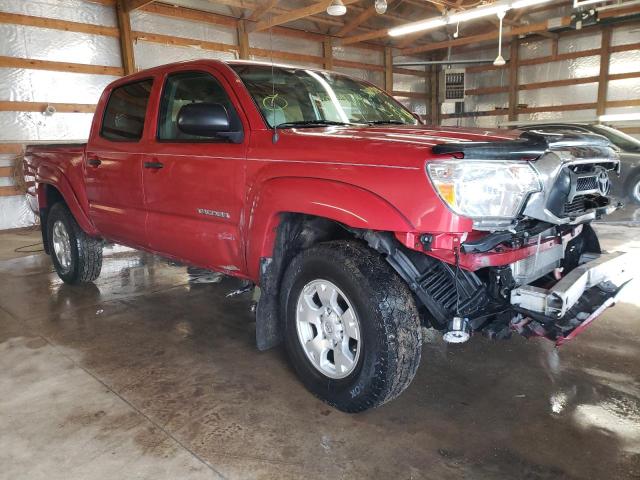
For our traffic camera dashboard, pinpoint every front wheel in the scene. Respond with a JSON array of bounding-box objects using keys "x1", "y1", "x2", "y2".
[
  {"x1": 47, "y1": 202, "x2": 103, "y2": 284},
  {"x1": 280, "y1": 241, "x2": 422, "y2": 413}
]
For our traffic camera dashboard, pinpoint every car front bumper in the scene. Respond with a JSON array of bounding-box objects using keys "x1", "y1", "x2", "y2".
[{"x1": 509, "y1": 251, "x2": 633, "y2": 345}]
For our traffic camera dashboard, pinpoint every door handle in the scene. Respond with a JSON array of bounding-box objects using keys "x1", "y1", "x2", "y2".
[
  {"x1": 87, "y1": 157, "x2": 101, "y2": 167},
  {"x1": 144, "y1": 161, "x2": 164, "y2": 169}
]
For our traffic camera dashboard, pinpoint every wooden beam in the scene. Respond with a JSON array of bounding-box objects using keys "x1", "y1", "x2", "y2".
[
  {"x1": 125, "y1": 0, "x2": 155, "y2": 11},
  {"x1": 337, "y1": 5, "x2": 378, "y2": 37},
  {"x1": 0, "y1": 166, "x2": 13, "y2": 177},
  {"x1": 341, "y1": 28, "x2": 389, "y2": 46},
  {"x1": 141, "y1": 2, "x2": 237, "y2": 27},
  {"x1": 237, "y1": 20, "x2": 250, "y2": 59},
  {"x1": 116, "y1": 0, "x2": 136, "y2": 75},
  {"x1": 429, "y1": 65, "x2": 439, "y2": 125},
  {"x1": 392, "y1": 91, "x2": 425, "y2": 99},
  {"x1": 249, "y1": 47, "x2": 324, "y2": 65},
  {"x1": 0, "y1": 186, "x2": 21, "y2": 197},
  {"x1": 0, "y1": 56, "x2": 123, "y2": 76},
  {"x1": 333, "y1": 58, "x2": 385, "y2": 72},
  {"x1": 0, "y1": 101, "x2": 96, "y2": 113},
  {"x1": 508, "y1": 38, "x2": 519, "y2": 122},
  {"x1": 0, "y1": 144, "x2": 23, "y2": 154},
  {"x1": 323, "y1": 38, "x2": 333, "y2": 70},
  {"x1": 402, "y1": 17, "x2": 571, "y2": 55},
  {"x1": 0, "y1": 11, "x2": 119, "y2": 36},
  {"x1": 247, "y1": 0, "x2": 279, "y2": 21},
  {"x1": 132, "y1": 31, "x2": 237, "y2": 53},
  {"x1": 384, "y1": 47, "x2": 393, "y2": 93},
  {"x1": 596, "y1": 26, "x2": 612, "y2": 117},
  {"x1": 249, "y1": 0, "x2": 359, "y2": 32}
]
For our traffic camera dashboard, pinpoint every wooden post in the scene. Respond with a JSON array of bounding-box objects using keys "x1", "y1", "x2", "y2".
[
  {"x1": 508, "y1": 38, "x2": 519, "y2": 121},
  {"x1": 429, "y1": 64, "x2": 439, "y2": 125},
  {"x1": 116, "y1": 0, "x2": 135, "y2": 75},
  {"x1": 237, "y1": 19, "x2": 250, "y2": 59},
  {"x1": 384, "y1": 47, "x2": 393, "y2": 94},
  {"x1": 323, "y1": 38, "x2": 333, "y2": 70},
  {"x1": 597, "y1": 26, "x2": 612, "y2": 117}
]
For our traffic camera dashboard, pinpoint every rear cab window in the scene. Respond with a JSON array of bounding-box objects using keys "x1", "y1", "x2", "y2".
[{"x1": 101, "y1": 79, "x2": 153, "y2": 141}]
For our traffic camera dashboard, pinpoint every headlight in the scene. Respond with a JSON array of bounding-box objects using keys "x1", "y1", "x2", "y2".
[{"x1": 426, "y1": 160, "x2": 541, "y2": 229}]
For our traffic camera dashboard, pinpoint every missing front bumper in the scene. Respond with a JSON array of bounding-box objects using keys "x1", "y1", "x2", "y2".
[{"x1": 509, "y1": 251, "x2": 632, "y2": 345}]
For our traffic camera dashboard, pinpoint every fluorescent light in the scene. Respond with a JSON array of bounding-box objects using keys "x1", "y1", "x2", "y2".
[
  {"x1": 511, "y1": 0, "x2": 553, "y2": 8},
  {"x1": 448, "y1": 4, "x2": 510, "y2": 24},
  {"x1": 389, "y1": 17, "x2": 447, "y2": 37},
  {"x1": 599, "y1": 113, "x2": 640, "y2": 122}
]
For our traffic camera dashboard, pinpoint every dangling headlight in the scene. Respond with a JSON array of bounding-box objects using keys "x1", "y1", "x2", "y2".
[{"x1": 426, "y1": 160, "x2": 542, "y2": 230}]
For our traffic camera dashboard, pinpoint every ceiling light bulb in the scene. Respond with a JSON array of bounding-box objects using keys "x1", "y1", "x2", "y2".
[
  {"x1": 375, "y1": 0, "x2": 387, "y2": 14},
  {"x1": 493, "y1": 55, "x2": 506, "y2": 66},
  {"x1": 327, "y1": 0, "x2": 347, "y2": 16}
]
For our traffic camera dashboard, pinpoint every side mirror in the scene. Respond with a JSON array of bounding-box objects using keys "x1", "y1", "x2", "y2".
[{"x1": 177, "y1": 103, "x2": 243, "y2": 143}]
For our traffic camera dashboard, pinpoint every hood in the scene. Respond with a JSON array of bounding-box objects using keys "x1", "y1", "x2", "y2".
[{"x1": 281, "y1": 124, "x2": 523, "y2": 149}]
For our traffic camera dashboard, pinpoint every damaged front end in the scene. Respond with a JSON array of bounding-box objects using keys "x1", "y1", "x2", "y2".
[{"x1": 364, "y1": 131, "x2": 633, "y2": 346}]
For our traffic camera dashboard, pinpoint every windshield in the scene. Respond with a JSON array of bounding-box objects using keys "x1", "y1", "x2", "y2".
[
  {"x1": 593, "y1": 125, "x2": 640, "y2": 152},
  {"x1": 230, "y1": 64, "x2": 418, "y2": 128}
]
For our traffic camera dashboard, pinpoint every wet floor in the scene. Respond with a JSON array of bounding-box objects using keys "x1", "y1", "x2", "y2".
[{"x1": 1, "y1": 225, "x2": 639, "y2": 480}]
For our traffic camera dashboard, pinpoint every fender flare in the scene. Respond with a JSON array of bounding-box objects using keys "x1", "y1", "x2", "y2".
[
  {"x1": 37, "y1": 164, "x2": 98, "y2": 236},
  {"x1": 245, "y1": 177, "x2": 413, "y2": 280}
]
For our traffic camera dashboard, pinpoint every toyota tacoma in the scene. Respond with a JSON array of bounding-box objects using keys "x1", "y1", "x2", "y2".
[{"x1": 24, "y1": 60, "x2": 632, "y2": 412}]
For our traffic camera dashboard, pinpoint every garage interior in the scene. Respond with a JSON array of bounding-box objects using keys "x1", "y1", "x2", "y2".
[{"x1": 1, "y1": 0, "x2": 640, "y2": 479}]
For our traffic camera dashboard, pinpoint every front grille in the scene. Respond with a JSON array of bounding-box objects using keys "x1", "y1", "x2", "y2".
[
  {"x1": 564, "y1": 196, "x2": 589, "y2": 216},
  {"x1": 576, "y1": 176, "x2": 598, "y2": 191}
]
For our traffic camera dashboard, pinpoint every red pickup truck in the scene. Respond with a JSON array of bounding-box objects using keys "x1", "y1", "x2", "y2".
[{"x1": 24, "y1": 60, "x2": 631, "y2": 412}]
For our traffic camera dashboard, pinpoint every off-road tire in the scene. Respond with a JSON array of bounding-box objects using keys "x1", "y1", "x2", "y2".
[
  {"x1": 47, "y1": 202, "x2": 103, "y2": 284},
  {"x1": 280, "y1": 240, "x2": 422, "y2": 413}
]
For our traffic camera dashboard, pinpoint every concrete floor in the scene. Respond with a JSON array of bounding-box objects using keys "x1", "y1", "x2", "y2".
[{"x1": 1, "y1": 225, "x2": 639, "y2": 480}]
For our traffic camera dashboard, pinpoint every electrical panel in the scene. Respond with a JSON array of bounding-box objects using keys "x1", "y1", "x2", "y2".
[{"x1": 441, "y1": 69, "x2": 465, "y2": 103}]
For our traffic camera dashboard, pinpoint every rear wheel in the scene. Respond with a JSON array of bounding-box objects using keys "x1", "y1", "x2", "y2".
[
  {"x1": 47, "y1": 202, "x2": 103, "y2": 284},
  {"x1": 280, "y1": 241, "x2": 422, "y2": 412}
]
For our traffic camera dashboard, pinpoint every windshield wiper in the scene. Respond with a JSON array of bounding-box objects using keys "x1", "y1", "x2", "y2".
[
  {"x1": 366, "y1": 120, "x2": 407, "y2": 125},
  {"x1": 275, "y1": 120, "x2": 353, "y2": 128}
]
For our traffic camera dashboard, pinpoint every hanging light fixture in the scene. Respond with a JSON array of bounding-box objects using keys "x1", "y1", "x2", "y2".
[
  {"x1": 493, "y1": 9, "x2": 507, "y2": 66},
  {"x1": 375, "y1": 0, "x2": 387, "y2": 14},
  {"x1": 327, "y1": 0, "x2": 347, "y2": 16}
]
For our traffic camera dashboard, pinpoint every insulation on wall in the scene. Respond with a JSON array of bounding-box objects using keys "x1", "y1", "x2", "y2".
[{"x1": 0, "y1": 0, "x2": 120, "y2": 229}]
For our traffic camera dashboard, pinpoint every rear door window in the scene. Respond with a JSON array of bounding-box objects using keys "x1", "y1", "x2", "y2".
[{"x1": 101, "y1": 79, "x2": 153, "y2": 141}]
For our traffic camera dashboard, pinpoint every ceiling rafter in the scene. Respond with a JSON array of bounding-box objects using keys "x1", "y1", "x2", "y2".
[{"x1": 249, "y1": 0, "x2": 361, "y2": 32}]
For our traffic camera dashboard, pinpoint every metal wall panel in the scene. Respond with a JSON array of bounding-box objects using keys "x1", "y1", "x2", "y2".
[
  {"x1": 517, "y1": 109, "x2": 597, "y2": 122},
  {"x1": 332, "y1": 45, "x2": 382, "y2": 65},
  {"x1": 250, "y1": 32, "x2": 322, "y2": 57},
  {"x1": 611, "y1": 23, "x2": 640, "y2": 47},
  {"x1": 0, "y1": 24, "x2": 121, "y2": 66},
  {"x1": 609, "y1": 50, "x2": 640, "y2": 75},
  {"x1": 519, "y1": 55, "x2": 600, "y2": 83},
  {"x1": 393, "y1": 73, "x2": 425, "y2": 93},
  {"x1": 519, "y1": 39, "x2": 552, "y2": 60},
  {"x1": 0, "y1": 0, "x2": 117, "y2": 26},
  {"x1": 558, "y1": 31, "x2": 602, "y2": 54},
  {"x1": 134, "y1": 42, "x2": 237, "y2": 70},
  {"x1": 130, "y1": 10, "x2": 238, "y2": 46},
  {"x1": 519, "y1": 83, "x2": 598, "y2": 107},
  {"x1": 0, "y1": 69, "x2": 117, "y2": 103},
  {"x1": 607, "y1": 78, "x2": 640, "y2": 102},
  {"x1": 0, "y1": 112, "x2": 93, "y2": 141}
]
